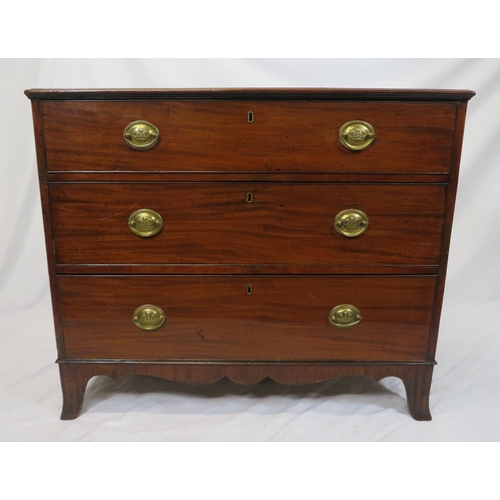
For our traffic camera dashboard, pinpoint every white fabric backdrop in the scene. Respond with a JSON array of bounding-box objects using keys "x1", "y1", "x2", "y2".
[{"x1": 1, "y1": 58, "x2": 499, "y2": 442}]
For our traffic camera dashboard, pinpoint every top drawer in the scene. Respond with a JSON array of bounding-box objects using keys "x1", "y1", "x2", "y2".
[{"x1": 41, "y1": 100, "x2": 457, "y2": 174}]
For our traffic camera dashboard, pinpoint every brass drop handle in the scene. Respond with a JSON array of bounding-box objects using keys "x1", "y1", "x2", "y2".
[
  {"x1": 334, "y1": 209, "x2": 369, "y2": 238},
  {"x1": 329, "y1": 304, "x2": 363, "y2": 329},
  {"x1": 132, "y1": 304, "x2": 165, "y2": 330},
  {"x1": 339, "y1": 120, "x2": 375, "y2": 150},
  {"x1": 128, "y1": 209, "x2": 163, "y2": 238},
  {"x1": 123, "y1": 120, "x2": 160, "y2": 150}
]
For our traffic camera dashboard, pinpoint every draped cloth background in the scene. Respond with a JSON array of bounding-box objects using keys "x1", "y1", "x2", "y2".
[{"x1": 1, "y1": 58, "x2": 499, "y2": 441}]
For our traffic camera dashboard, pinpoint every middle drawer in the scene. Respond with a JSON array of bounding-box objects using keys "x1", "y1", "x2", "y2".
[{"x1": 50, "y1": 182, "x2": 446, "y2": 267}]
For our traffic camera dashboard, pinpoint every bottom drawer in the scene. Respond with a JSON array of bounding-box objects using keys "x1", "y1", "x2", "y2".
[{"x1": 58, "y1": 275, "x2": 437, "y2": 362}]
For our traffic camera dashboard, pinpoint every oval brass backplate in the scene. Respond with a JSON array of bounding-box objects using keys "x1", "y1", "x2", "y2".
[
  {"x1": 329, "y1": 304, "x2": 363, "y2": 329},
  {"x1": 132, "y1": 304, "x2": 165, "y2": 331},
  {"x1": 339, "y1": 120, "x2": 375, "y2": 151},
  {"x1": 123, "y1": 120, "x2": 160, "y2": 150},
  {"x1": 334, "y1": 209, "x2": 369, "y2": 238},
  {"x1": 128, "y1": 209, "x2": 163, "y2": 238}
]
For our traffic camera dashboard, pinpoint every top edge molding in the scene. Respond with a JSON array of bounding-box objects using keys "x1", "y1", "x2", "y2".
[{"x1": 24, "y1": 88, "x2": 476, "y2": 101}]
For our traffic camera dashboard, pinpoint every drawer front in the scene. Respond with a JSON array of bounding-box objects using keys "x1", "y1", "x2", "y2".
[
  {"x1": 50, "y1": 183, "x2": 446, "y2": 266},
  {"x1": 43, "y1": 100, "x2": 456, "y2": 174},
  {"x1": 59, "y1": 275, "x2": 436, "y2": 361}
]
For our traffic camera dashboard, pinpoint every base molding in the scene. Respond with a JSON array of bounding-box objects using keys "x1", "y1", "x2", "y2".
[{"x1": 58, "y1": 361, "x2": 435, "y2": 421}]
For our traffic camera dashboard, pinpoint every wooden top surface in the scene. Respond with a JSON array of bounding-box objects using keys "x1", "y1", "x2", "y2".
[{"x1": 24, "y1": 88, "x2": 476, "y2": 101}]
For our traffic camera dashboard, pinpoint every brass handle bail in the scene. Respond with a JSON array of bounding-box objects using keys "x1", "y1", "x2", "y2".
[
  {"x1": 334, "y1": 209, "x2": 369, "y2": 238},
  {"x1": 124, "y1": 120, "x2": 160, "y2": 150},
  {"x1": 132, "y1": 304, "x2": 165, "y2": 330},
  {"x1": 128, "y1": 209, "x2": 163, "y2": 238},
  {"x1": 339, "y1": 120, "x2": 375, "y2": 150},
  {"x1": 329, "y1": 305, "x2": 363, "y2": 329}
]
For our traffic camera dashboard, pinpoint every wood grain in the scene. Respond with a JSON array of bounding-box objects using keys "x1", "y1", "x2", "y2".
[
  {"x1": 30, "y1": 101, "x2": 66, "y2": 358},
  {"x1": 42, "y1": 100, "x2": 457, "y2": 173},
  {"x1": 50, "y1": 182, "x2": 446, "y2": 266},
  {"x1": 428, "y1": 101, "x2": 471, "y2": 360},
  {"x1": 58, "y1": 275, "x2": 437, "y2": 362},
  {"x1": 57, "y1": 360, "x2": 435, "y2": 420}
]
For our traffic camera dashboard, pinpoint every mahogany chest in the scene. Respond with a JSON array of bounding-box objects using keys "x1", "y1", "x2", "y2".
[{"x1": 25, "y1": 88, "x2": 474, "y2": 420}]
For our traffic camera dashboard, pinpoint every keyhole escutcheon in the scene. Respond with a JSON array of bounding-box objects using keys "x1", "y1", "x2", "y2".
[
  {"x1": 247, "y1": 111, "x2": 254, "y2": 123},
  {"x1": 247, "y1": 285, "x2": 253, "y2": 295},
  {"x1": 247, "y1": 192, "x2": 253, "y2": 203}
]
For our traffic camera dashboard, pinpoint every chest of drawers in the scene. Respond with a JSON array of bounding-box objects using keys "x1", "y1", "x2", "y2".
[{"x1": 25, "y1": 88, "x2": 474, "y2": 420}]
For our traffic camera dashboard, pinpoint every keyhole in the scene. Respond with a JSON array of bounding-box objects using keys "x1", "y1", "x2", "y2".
[
  {"x1": 247, "y1": 111, "x2": 254, "y2": 123},
  {"x1": 247, "y1": 192, "x2": 253, "y2": 203},
  {"x1": 247, "y1": 285, "x2": 253, "y2": 295}
]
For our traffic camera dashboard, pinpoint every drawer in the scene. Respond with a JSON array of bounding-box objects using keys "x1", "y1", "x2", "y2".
[
  {"x1": 50, "y1": 182, "x2": 446, "y2": 267},
  {"x1": 59, "y1": 275, "x2": 436, "y2": 361},
  {"x1": 42, "y1": 100, "x2": 456, "y2": 174}
]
